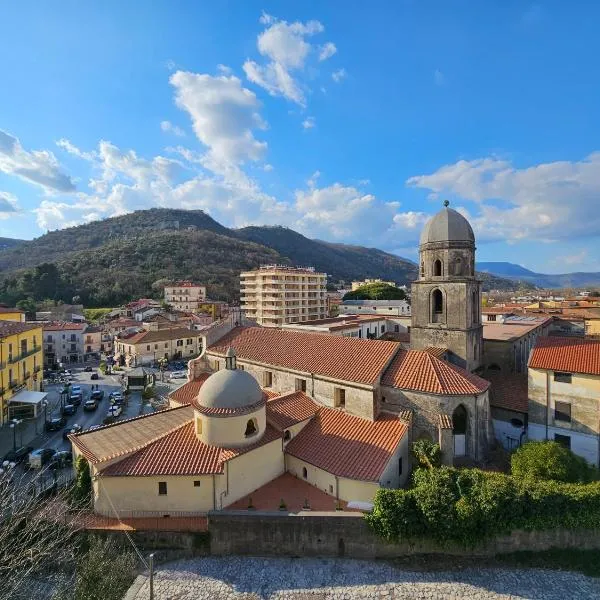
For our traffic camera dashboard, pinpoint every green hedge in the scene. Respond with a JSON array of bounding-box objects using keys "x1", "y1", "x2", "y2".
[{"x1": 366, "y1": 467, "x2": 600, "y2": 546}]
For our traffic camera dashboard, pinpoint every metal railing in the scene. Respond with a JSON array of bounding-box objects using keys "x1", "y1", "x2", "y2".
[{"x1": 8, "y1": 346, "x2": 42, "y2": 364}]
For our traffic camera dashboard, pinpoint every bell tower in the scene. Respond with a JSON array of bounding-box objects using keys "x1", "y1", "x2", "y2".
[{"x1": 410, "y1": 200, "x2": 483, "y2": 372}]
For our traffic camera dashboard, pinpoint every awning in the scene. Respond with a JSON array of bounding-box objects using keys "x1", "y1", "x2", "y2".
[{"x1": 8, "y1": 390, "x2": 48, "y2": 406}]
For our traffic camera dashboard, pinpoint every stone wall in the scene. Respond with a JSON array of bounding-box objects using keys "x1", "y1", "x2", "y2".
[{"x1": 207, "y1": 511, "x2": 600, "y2": 558}]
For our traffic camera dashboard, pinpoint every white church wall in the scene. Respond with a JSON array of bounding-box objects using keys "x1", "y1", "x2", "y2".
[{"x1": 378, "y1": 432, "x2": 410, "y2": 489}]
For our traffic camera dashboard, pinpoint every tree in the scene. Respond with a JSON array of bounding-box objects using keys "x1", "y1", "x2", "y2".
[
  {"x1": 511, "y1": 440, "x2": 598, "y2": 484},
  {"x1": 71, "y1": 456, "x2": 93, "y2": 507},
  {"x1": 15, "y1": 297, "x2": 36, "y2": 314},
  {"x1": 343, "y1": 283, "x2": 407, "y2": 301},
  {"x1": 412, "y1": 439, "x2": 442, "y2": 470}
]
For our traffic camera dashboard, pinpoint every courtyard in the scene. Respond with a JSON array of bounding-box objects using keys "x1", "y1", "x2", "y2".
[{"x1": 125, "y1": 556, "x2": 600, "y2": 600}]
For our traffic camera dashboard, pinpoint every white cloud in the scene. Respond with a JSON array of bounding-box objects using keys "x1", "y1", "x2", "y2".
[
  {"x1": 0, "y1": 129, "x2": 75, "y2": 193},
  {"x1": 160, "y1": 120, "x2": 186, "y2": 137},
  {"x1": 302, "y1": 116, "x2": 316, "y2": 129},
  {"x1": 307, "y1": 170, "x2": 321, "y2": 188},
  {"x1": 170, "y1": 70, "x2": 267, "y2": 167},
  {"x1": 56, "y1": 138, "x2": 97, "y2": 161},
  {"x1": 434, "y1": 69, "x2": 445, "y2": 86},
  {"x1": 559, "y1": 250, "x2": 588, "y2": 266},
  {"x1": 263, "y1": 163, "x2": 274, "y2": 172},
  {"x1": 217, "y1": 64, "x2": 232, "y2": 75},
  {"x1": 407, "y1": 153, "x2": 600, "y2": 243},
  {"x1": 331, "y1": 68, "x2": 346, "y2": 83},
  {"x1": 243, "y1": 14, "x2": 330, "y2": 106},
  {"x1": 319, "y1": 42, "x2": 337, "y2": 61},
  {"x1": 0, "y1": 191, "x2": 19, "y2": 217}
]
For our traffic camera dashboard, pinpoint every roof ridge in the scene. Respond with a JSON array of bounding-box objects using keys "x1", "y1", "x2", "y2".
[{"x1": 423, "y1": 351, "x2": 445, "y2": 394}]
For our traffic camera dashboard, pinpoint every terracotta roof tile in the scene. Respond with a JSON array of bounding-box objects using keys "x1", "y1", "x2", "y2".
[
  {"x1": 285, "y1": 409, "x2": 407, "y2": 482},
  {"x1": 486, "y1": 374, "x2": 528, "y2": 413},
  {"x1": 123, "y1": 327, "x2": 202, "y2": 345},
  {"x1": 263, "y1": 389, "x2": 280, "y2": 400},
  {"x1": 424, "y1": 346, "x2": 447, "y2": 359},
  {"x1": 382, "y1": 350, "x2": 490, "y2": 395},
  {"x1": 42, "y1": 321, "x2": 86, "y2": 331},
  {"x1": 103, "y1": 422, "x2": 281, "y2": 477},
  {"x1": 266, "y1": 392, "x2": 320, "y2": 430},
  {"x1": 70, "y1": 406, "x2": 193, "y2": 464},
  {"x1": 528, "y1": 336, "x2": 600, "y2": 376},
  {"x1": 208, "y1": 327, "x2": 399, "y2": 385},
  {"x1": 0, "y1": 306, "x2": 24, "y2": 314},
  {"x1": 0, "y1": 321, "x2": 42, "y2": 336},
  {"x1": 169, "y1": 374, "x2": 210, "y2": 406},
  {"x1": 438, "y1": 414, "x2": 453, "y2": 429}
]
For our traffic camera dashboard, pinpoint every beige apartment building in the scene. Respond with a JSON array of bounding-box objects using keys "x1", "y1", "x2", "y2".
[
  {"x1": 164, "y1": 281, "x2": 207, "y2": 311},
  {"x1": 240, "y1": 265, "x2": 327, "y2": 327}
]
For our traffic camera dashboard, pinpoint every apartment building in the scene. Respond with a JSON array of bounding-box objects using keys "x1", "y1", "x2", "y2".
[
  {"x1": 528, "y1": 336, "x2": 600, "y2": 466},
  {"x1": 0, "y1": 320, "x2": 44, "y2": 425},
  {"x1": 340, "y1": 299, "x2": 412, "y2": 317},
  {"x1": 43, "y1": 322, "x2": 87, "y2": 367},
  {"x1": 164, "y1": 281, "x2": 207, "y2": 312},
  {"x1": 240, "y1": 265, "x2": 327, "y2": 327}
]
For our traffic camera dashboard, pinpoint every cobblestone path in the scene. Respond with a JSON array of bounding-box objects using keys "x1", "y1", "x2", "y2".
[{"x1": 125, "y1": 556, "x2": 600, "y2": 599}]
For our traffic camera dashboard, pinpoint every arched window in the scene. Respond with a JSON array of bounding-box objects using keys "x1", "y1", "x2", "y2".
[
  {"x1": 244, "y1": 418, "x2": 258, "y2": 437},
  {"x1": 283, "y1": 430, "x2": 291, "y2": 441},
  {"x1": 472, "y1": 291, "x2": 478, "y2": 323},
  {"x1": 431, "y1": 289, "x2": 443, "y2": 322},
  {"x1": 302, "y1": 467, "x2": 308, "y2": 479},
  {"x1": 452, "y1": 405, "x2": 468, "y2": 435},
  {"x1": 420, "y1": 261, "x2": 425, "y2": 277},
  {"x1": 433, "y1": 259, "x2": 442, "y2": 276}
]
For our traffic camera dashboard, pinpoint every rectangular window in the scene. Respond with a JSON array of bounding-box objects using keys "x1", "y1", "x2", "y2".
[
  {"x1": 334, "y1": 387, "x2": 346, "y2": 408},
  {"x1": 155, "y1": 344, "x2": 158, "y2": 350},
  {"x1": 381, "y1": 325, "x2": 385, "y2": 333},
  {"x1": 193, "y1": 481, "x2": 201, "y2": 487},
  {"x1": 554, "y1": 372, "x2": 572, "y2": 383},
  {"x1": 554, "y1": 401, "x2": 572, "y2": 423},
  {"x1": 164, "y1": 343, "x2": 168, "y2": 348},
  {"x1": 158, "y1": 482, "x2": 167, "y2": 495},
  {"x1": 186, "y1": 338, "x2": 192, "y2": 345},
  {"x1": 394, "y1": 325, "x2": 399, "y2": 333},
  {"x1": 146, "y1": 345, "x2": 151, "y2": 351},
  {"x1": 212, "y1": 360, "x2": 220, "y2": 371},
  {"x1": 295, "y1": 378, "x2": 307, "y2": 392},
  {"x1": 398, "y1": 457, "x2": 403, "y2": 476},
  {"x1": 263, "y1": 371, "x2": 273, "y2": 387},
  {"x1": 554, "y1": 433, "x2": 571, "y2": 450},
  {"x1": 239, "y1": 365, "x2": 244, "y2": 371},
  {"x1": 176, "y1": 340, "x2": 183, "y2": 347}
]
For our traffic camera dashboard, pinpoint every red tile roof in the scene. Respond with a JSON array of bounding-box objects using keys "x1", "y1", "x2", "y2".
[
  {"x1": 486, "y1": 374, "x2": 528, "y2": 413},
  {"x1": 285, "y1": 409, "x2": 407, "y2": 482},
  {"x1": 42, "y1": 321, "x2": 85, "y2": 331},
  {"x1": 381, "y1": 350, "x2": 490, "y2": 395},
  {"x1": 0, "y1": 306, "x2": 24, "y2": 314},
  {"x1": 103, "y1": 421, "x2": 281, "y2": 477},
  {"x1": 424, "y1": 346, "x2": 447, "y2": 359},
  {"x1": 122, "y1": 327, "x2": 202, "y2": 344},
  {"x1": 438, "y1": 414, "x2": 453, "y2": 429},
  {"x1": 208, "y1": 327, "x2": 400, "y2": 385},
  {"x1": 0, "y1": 321, "x2": 42, "y2": 336},
  {"x1": 528, "y1": 336, "x2": 600, "y2": 376},
  {"x1": 266, "y1": 392, "x2": 320, "y2": 431},
  {"x1": 169, "y1": 374, "x2": 210, "y2": 405}
]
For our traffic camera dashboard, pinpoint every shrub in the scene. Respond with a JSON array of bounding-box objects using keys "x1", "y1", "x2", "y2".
[
  {"x1": 71, "y1": 456, "x2": 92, "y2": 507},
  {"x1": 511, "y1": 441, "x2": 598, "y2": 484},
  {"x1": 411, "y1": 439, "x2": 442, "y2": 470},
  {"x1": 141, "y1": 385, "x2": 155, "y2": 400}
]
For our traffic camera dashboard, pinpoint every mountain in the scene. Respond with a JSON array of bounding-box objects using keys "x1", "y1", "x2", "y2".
[
  {"x1": 0, "y1": 237, "x2": 25, "y2": 250},
  {"x1": 0, "y1": 208, "x2": 516, "y2": 307},
  {"x1": 477, "y1": 261, "x2": 600, "y2": 289}
]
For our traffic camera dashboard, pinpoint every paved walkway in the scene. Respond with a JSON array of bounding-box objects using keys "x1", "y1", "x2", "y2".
[{"x1": 125, "y1": 556, "x2": 600, "y2": 599}]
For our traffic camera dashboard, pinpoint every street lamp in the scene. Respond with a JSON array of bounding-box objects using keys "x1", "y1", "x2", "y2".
[
  {"x1": 9, "y1": 419, "x2": 22, "y2": 451},
  {"x1": 42, "y1": 399, "x2": 48, "y2": 430}
]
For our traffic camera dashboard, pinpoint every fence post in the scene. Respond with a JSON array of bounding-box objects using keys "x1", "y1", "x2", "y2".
[{"x1": 149, "y1": 553, "x2": 155, "y2": 600}]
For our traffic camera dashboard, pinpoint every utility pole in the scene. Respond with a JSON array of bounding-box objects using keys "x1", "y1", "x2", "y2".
[{"x1": 149, "y1": 553, "x2": 155, "y2": 600}]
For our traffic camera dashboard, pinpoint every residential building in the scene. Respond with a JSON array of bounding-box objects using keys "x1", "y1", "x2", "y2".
[
  {"x1": 240, "y1": 265, "x2": 327, "y2": 327},
  {"x1": 114, "y1": 327, "x2": 203, "y2": 366},
  {"x1": 528, "y1": 336, "x2": 600, "y2": 466},
  {"x1": 351, "y1": 278, "x2": 397, "y2": 291},
  {"x1": 42, "y1": 322, "x2": 87, "y2": 367},
  {"x1": 282, "y1": 315, "x2": 390, "y2": 339},
  {"x1": 125, "y1": 299, "x2": 162, "y2": 322},
  {"x1": 486, "y1": 373, "x2": 528, "y2": 451},
  {"x1": 83, "y1": 326, "x2": 103, "y2": 358},
  {"x1": 0, "y1": 320, "x2": 44, "y2": 425},
  {"x1": 481, "y1": 316, "x2": 552, "y2": 374},
  {"x1": 164, "y1": 281, "x2": 207, "y2": 312},
  {"x1": 340, "y1": 299, "x2": 411, "y2": 318},
  {"x1": 0, "y1": 306, "x2": 25, "y2": 323},
  {"x1": 35, "y1": 304, "x2": 85, "y2": 322}
]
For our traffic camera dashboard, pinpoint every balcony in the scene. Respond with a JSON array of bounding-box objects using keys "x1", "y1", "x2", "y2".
[
  {"x1": 23, "y1": 371, "x2": 31, "y2": 379},
  {"x1": 8, "y1": 346, "x2": 42, "y2": 363},
  {"x1": 34, "y1": 365, "x2": 41, "y2": 373}
]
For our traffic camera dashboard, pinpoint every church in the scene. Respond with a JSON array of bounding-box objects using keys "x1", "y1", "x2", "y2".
[{"x1": 70, "y1": 203, "x2": 493, "y2": 516}]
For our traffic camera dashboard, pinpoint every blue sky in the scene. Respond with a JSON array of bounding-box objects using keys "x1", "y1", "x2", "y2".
[{"x1": 1, "y1": 1, "x2": 599, "y2": 274}]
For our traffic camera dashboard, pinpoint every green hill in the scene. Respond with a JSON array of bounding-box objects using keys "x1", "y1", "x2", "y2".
[{"x1": 0, "y1": 208, "x2": 517, "y2": 307}]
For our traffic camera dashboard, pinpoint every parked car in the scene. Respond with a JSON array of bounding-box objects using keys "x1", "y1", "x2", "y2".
[
  {"x1": 69, "y1": 393, "x2": 82, "y2": 406},
  {"x1": 71, "y1": 385, "x2": 82, "y2": 395},
  {"x1": 107, "y1": 405, "x2": 123, "y2": 417},
  {"x1": 83, "y1": 399, "x2": 98, "y2": 411},
  {"x1": 62, "y1": 404, "x2": 76, "y2": 416},
  {"x1": 45, "y1": 416, "x2": 67, "y2": 431},
  {"x1": 49, "y1": 451, "x2": 73, "y2": 469},
  {"x1": 62, "y1": 424, "x2": 82, "y2": 440},
  {"x1": 28, "y1": 448, "x2": 56, "y2": 469},
  {"x1": 84, "y1": 366, "x2": 93, "y2": 372},
  {"x1": 88, "y1": 424, "x2": 102, "y2": 431},
  {"x1": 90, "y1": 373, "x2": 100, "y2": 380},
  {"x1": 3, "y1": 446, "x2": 34, "y2": 465},
  {"x1": 170, "y1": 371, "x2": 187, "y2": 379},
  {"x1": 102, "y1": 415, "x2": 117, "y2": 425},
  {"x1": 90, "y1": 390, "x2": 104, "y2": 401}
]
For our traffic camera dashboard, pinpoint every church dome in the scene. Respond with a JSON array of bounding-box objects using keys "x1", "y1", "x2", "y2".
[
  {"x1": 420, "y1": 203, "x2": 475, "y2": 245},
  {"x1": 195, "y1": 367, "x2": 264, "y2": 413}
]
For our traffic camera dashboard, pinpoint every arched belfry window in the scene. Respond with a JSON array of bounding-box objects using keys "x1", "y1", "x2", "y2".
[
  {"x1": 420, "y1": 261, "x2": 425, "y2": 277},
  {"x1": 431, "y1": 289, "x2": 444, "y2": 322},
  {"x1": 433, "y1": 260, "x2": 442, "y2": 277},
  {"x1": 472, "y1": 290, "x2": 478, "y2": 323},
  {"x1": 244, "y1": 418, "x2": 258, "y2": 437}
]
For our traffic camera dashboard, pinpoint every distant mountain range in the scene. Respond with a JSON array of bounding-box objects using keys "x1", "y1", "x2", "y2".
[
  {"x1": 0, "y1": 237, "x2": 25, "y2": 250},
  {"x1": 0, "y1": 208, "x2": 516, "y2": 307},
  {"x1": 476, "y1": 262, "x2": 600, "y2": 289}
]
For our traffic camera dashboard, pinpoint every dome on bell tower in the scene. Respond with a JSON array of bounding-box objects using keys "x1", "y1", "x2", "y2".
[{"x1": 420, "y1": 201, "x2": 475, "y2": 246}]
